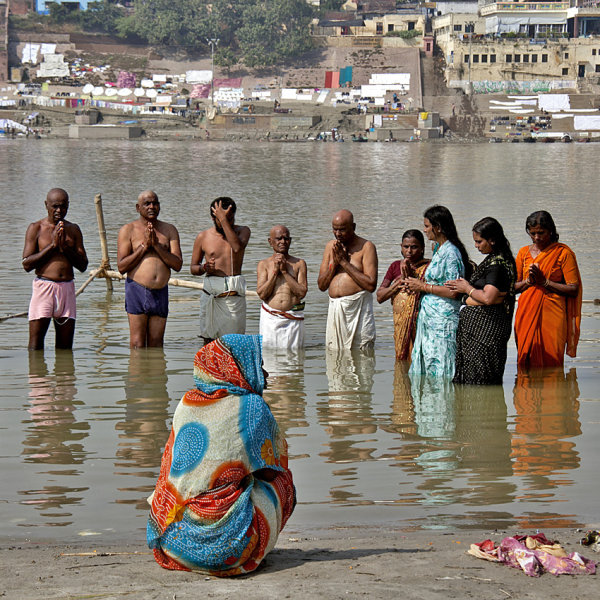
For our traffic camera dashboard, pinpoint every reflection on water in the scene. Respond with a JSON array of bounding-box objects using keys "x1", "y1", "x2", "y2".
[
  {"x1": 114, "y1": 349, "x2": 171, "y2": 510},
  {"x1": 263, "y1": 348, "x2": 308, "y2": 450},
  {"x1": 21, "y1": 351, "x2": 89, "y2": 525},
  {"x1": 320, "y1": 350, "x2": 376, "y2": 503},
  {"x1": 511, "y1": 367, "x2": 582, "y2": 529}
]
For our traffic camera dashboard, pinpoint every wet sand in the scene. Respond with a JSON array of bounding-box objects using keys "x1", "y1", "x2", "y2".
[{"x1": 2, "y1": 526, "x2": 597, "y2": 599}]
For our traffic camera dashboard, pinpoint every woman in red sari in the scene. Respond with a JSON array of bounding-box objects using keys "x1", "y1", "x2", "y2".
[{"x1": 514, "y1": 211, "x2": 582, "y2": 368}]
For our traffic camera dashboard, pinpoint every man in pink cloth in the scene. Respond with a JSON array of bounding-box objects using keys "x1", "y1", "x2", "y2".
[{"x1": 22, "y1": 188, "x2": 88, "y2": 350}]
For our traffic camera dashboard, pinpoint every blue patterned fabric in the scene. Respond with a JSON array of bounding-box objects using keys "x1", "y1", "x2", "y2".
[
  {"x1": 192, "y1": 334, "x2": 265, "y2": 397},
  {"x1": 410, "y1": 241, "x2": 465, "y2": 377}
]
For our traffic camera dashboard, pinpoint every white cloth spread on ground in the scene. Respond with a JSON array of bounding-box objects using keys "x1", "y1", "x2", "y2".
[
  {"x1": 199, "y1": 275, "x2": 246, "y2": 339},
  {"x1": 326, "y1": 290, "x2": 376, "y2": 350},
  {"x1": 259, "y1": 302, "x2": 304, "y2": 349}
]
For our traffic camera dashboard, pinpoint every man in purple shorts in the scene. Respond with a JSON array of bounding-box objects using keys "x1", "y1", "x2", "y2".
[
  {"x1": 117, "y1": 191, "x2": 182, "y2": 348},
  {"x1": 22, "y1": 188, "x2": 89, "y2": 350}
]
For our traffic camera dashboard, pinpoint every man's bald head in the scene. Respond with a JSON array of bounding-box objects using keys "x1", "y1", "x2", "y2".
[
  {"x1": 137, "y1": 190, "x2": 158, "y2": 205},
  {"x1": 268, "y1": 224, "x2": 292, "y2": 255},
  {"x1": 46, "y1": 188, "x2": 69, "y2": 205},
  {"x1": 332, "y1": 209, "x2": 356, "y2": 243},
  {"x1": 332, "y1": 209, "x2": 354, "y2": 227}
]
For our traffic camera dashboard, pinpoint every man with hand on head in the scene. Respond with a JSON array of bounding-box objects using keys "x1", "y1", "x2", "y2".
[
  {"x1": 117, "y1": 190, "x2": 182, "y2": 348},
  {"x1": 191, "y1": 197, "x2": 251, "y2": 345},
  {"x1": 257, "y1": 225, "x2": 307, "y2": 349}
]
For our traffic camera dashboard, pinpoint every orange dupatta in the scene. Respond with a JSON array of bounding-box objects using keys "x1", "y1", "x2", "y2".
[{"x1": 515, "y1": 243, "x2": 582, "y2": 366}]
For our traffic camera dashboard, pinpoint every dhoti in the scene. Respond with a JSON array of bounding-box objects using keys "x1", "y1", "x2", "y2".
[
  {"x1": 326, "y1": 290, "x2": 376, "y2": 350},
  {"x1": 259, "y1": 302, "x2": 305, "y2": 350},
  {"x1": 199, "y1": 275, "x2": 246, "y2": 339}
]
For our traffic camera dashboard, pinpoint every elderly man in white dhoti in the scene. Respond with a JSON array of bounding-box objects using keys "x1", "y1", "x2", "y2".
[
  {"x1": 190, "y1": 197, "x2": 251, "y2": 345},
  {"x1": 257, "y1": 225, "x2": 307, "y2": 350},
  {"x1": 317, "y1": 209, "x2": 378, "y2": 350}
]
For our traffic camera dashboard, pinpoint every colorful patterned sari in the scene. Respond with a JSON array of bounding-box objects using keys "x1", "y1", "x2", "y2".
[
  {"x1": 392, "y1": 260, "x2": 429, "y2": 361},
  {"x1": 147, "y1": 334, "x2": 296, "y2": 575}
]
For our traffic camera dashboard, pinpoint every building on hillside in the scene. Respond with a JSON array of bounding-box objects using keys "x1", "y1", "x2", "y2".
[
  {"x1": 431, "y1": 0, "x2": 479, "y2": 16},
  {"x1": 36, "y1": 0, "x2": 89, "y2": 15}
]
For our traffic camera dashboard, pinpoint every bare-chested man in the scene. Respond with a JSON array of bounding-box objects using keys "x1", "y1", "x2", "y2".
[
  {"x1": 22, "y1": 188, "x2": 88, "y2": 351},
  {"x1": 117, "y1": 191, "x2": 182, "y2": 348},
  {"x1": 317, "y1": 209, "x2": 378, "y2": 350},
  {"x1": 257, "y1": 225, "x2": 308, "y2": 349},
  {"x1": 191, "y1": 197, "x2": 251, "y2": 345}
]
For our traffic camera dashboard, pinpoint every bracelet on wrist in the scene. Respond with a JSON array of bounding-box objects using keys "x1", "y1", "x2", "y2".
[{"x1": 468, "y1": 287, "x2": 475, "y2": 298}]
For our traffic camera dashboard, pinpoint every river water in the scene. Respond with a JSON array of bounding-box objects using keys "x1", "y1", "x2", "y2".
[{"x1": 0, "y1": 138, "x2": 599, "y2": 541}]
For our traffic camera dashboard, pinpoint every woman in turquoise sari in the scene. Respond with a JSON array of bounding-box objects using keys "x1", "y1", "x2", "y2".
[{"x1": 405, "y1": 206, "x2": 470, "y2": 377}]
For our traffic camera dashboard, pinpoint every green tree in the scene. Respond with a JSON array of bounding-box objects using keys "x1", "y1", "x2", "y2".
[{"x1": 79, "y1": 1, "x2": 126, "y2": 34}]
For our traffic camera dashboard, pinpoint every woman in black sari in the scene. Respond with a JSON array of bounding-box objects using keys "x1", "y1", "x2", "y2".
[{"x1": 446, "y1": 218, "x2": 516, "y2": 385}]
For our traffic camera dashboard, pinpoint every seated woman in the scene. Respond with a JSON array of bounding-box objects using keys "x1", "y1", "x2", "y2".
[
  {"x1": 446, "y1": 217, "x2": 516, "y2": 385},
  {"x1": 405, "y1": 205, "x2": 470, "y2": 377},
  {"x1": 147, "y1": 334, "x2": 296, "y2": 575},
  {"x1": 514, "y1": 211, "x2": 582, "y2": 368},
  {"x1": 376, "y1": 230, "x2": 429, "y2": 361}
]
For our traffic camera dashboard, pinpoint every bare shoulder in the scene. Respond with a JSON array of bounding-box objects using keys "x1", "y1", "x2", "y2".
[
  {"x1": 287, "y1": 255, "x2": 306, "y2": 267},
  {"x1": 118, "y1": 220, "x2": 135, "y2": 236},
  {"x1": 157, "y1": 219, "x2": 180, "y2": 238},
  {"x1": 362, "y1": 238, "x2": 377, "y2": 253},
  {"x1": 64, "y1": 219, "x2": 83, "y2": 234},
  {"x1": 257, "y1": 256, "x2": 272, "y2": 269},
  {"x1": 26, "y1": 219, "x2": 43, "y2": 234},
  {"x1": 236, "y1": 224, "x2": 251, "y2": 243}
]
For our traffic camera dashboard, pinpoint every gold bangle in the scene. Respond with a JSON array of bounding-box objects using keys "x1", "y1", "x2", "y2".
[{"x1": 468, "y1": 288, "x2": 475, "y2": 298}]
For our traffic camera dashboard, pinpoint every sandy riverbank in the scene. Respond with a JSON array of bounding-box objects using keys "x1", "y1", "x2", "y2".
[{"x1": 1, "y1": 526, "x2": 598, "y2": 599}]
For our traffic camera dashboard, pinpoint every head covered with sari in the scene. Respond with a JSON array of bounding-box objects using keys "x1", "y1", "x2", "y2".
[{"x1": 190, "y1": 334, "x2": 265, "y2": 400}]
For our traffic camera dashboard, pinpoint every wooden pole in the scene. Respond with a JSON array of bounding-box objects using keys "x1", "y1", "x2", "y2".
[
  {"x1": 102, "y1": 269, "x2": 259, "y2": 297},
  {"x1": 94, "y1": 193, "x2": 113, "y2": 292}
]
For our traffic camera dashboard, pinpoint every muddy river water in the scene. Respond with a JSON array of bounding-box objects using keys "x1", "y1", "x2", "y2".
[{"x1": 0, "y1": 139, "x2": 599, "y2": 541}]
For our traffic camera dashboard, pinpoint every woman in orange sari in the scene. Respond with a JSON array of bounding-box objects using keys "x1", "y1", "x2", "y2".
[
  {"x1": 514, "y1": 211, "x2": 582, "y2": 368},
  {"x1": 377, "y1": 230, "x2": 429, "y2": 361}
]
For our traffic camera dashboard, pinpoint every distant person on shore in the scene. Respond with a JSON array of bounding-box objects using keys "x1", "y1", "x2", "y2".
[
  {"x1": 257, "y1": 225, "x2": 307, "y2": 349},
  {"x1": 318, "y1": 209, "x2": 378, "y2": 350},
  {"x1": 22, "y1": 188, "x2": 88, "y2": 350},
  {"x1": 117, "y1": 190, "x2": 182, "y2": 349},
  {"x1": 377, "y1": 230, "x2": 429, "y2": 361},
  {"x1": 191, "y1": 197, "x2": 251, "y2": 346},
  {"x1": 513, "y1": 210, "x2": 582, "y2": 368}
]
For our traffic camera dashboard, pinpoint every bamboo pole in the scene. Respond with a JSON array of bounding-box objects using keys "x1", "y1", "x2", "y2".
[
  {"x1": 94, "y1": 193, "x2": 113, "y2": 292},
  {"x1": 102, "y1": 269, "x2": 259, "y2": 297}
]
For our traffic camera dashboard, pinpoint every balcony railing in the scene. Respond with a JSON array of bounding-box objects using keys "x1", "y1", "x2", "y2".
[{"x1": 481, "y1": 2, "x2": 570, "y2": 16}]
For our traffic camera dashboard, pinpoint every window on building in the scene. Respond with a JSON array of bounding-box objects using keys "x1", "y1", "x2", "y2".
[
  {"x1": 491, "y1": 54, "x2": 497, "y2": 63},
  {"x1": 464, "y1": 54, "x2": 470, "y2": 63},
  {"x1": 388, "y1": 24, "x2": 394, "y2": 32},
  {"x1": 482, "y1": 54, "x2": 488, "y2": 63},
  {"x1": 454, "y1": 24, "x2": 462, "y2": 32},
  {"x1": 523, "y1": 54, "x2": 529, "y2": 63},
  {"x1": 376, "y1": 22, "x2": 383, "y2": 34},
  {"x1": 562, "y1": 67, "x2": 569, "y2": 75},
  {"x1": 506, "y1": 55, "x2": 512, "y2": 63},
  {"x1": 473, "y1": 55, "x2": 479, "y2": 63},
  {"x1": 408, "y1": 21, "x2": 416, "y2": 31},
  {"x1": 542, "y1": 54, "x2": 548, "y2": 62},
  {"x1": 564, "y1": 52, "x2": 569, "y2": 59},
  {"x1": 593, "y1": 49, "x2": 597, "y2": 56},
  {"x1": 532, "y1": 54, "x2": 538, "y2": 63},
  {"x1": 514, "y1": 54, "x2": 521, "y2": 62},
  {"x1": 596, "y1": 64, "x2": 600, "y2": 72}
]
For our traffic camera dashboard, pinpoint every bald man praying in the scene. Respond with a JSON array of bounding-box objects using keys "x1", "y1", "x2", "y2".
[
  {"x1": 317, "y1": 210, "x2": 378, "y2": 350},
  {"x1": 257, "y1": 225, "x2": 307, "y2": 349}
]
